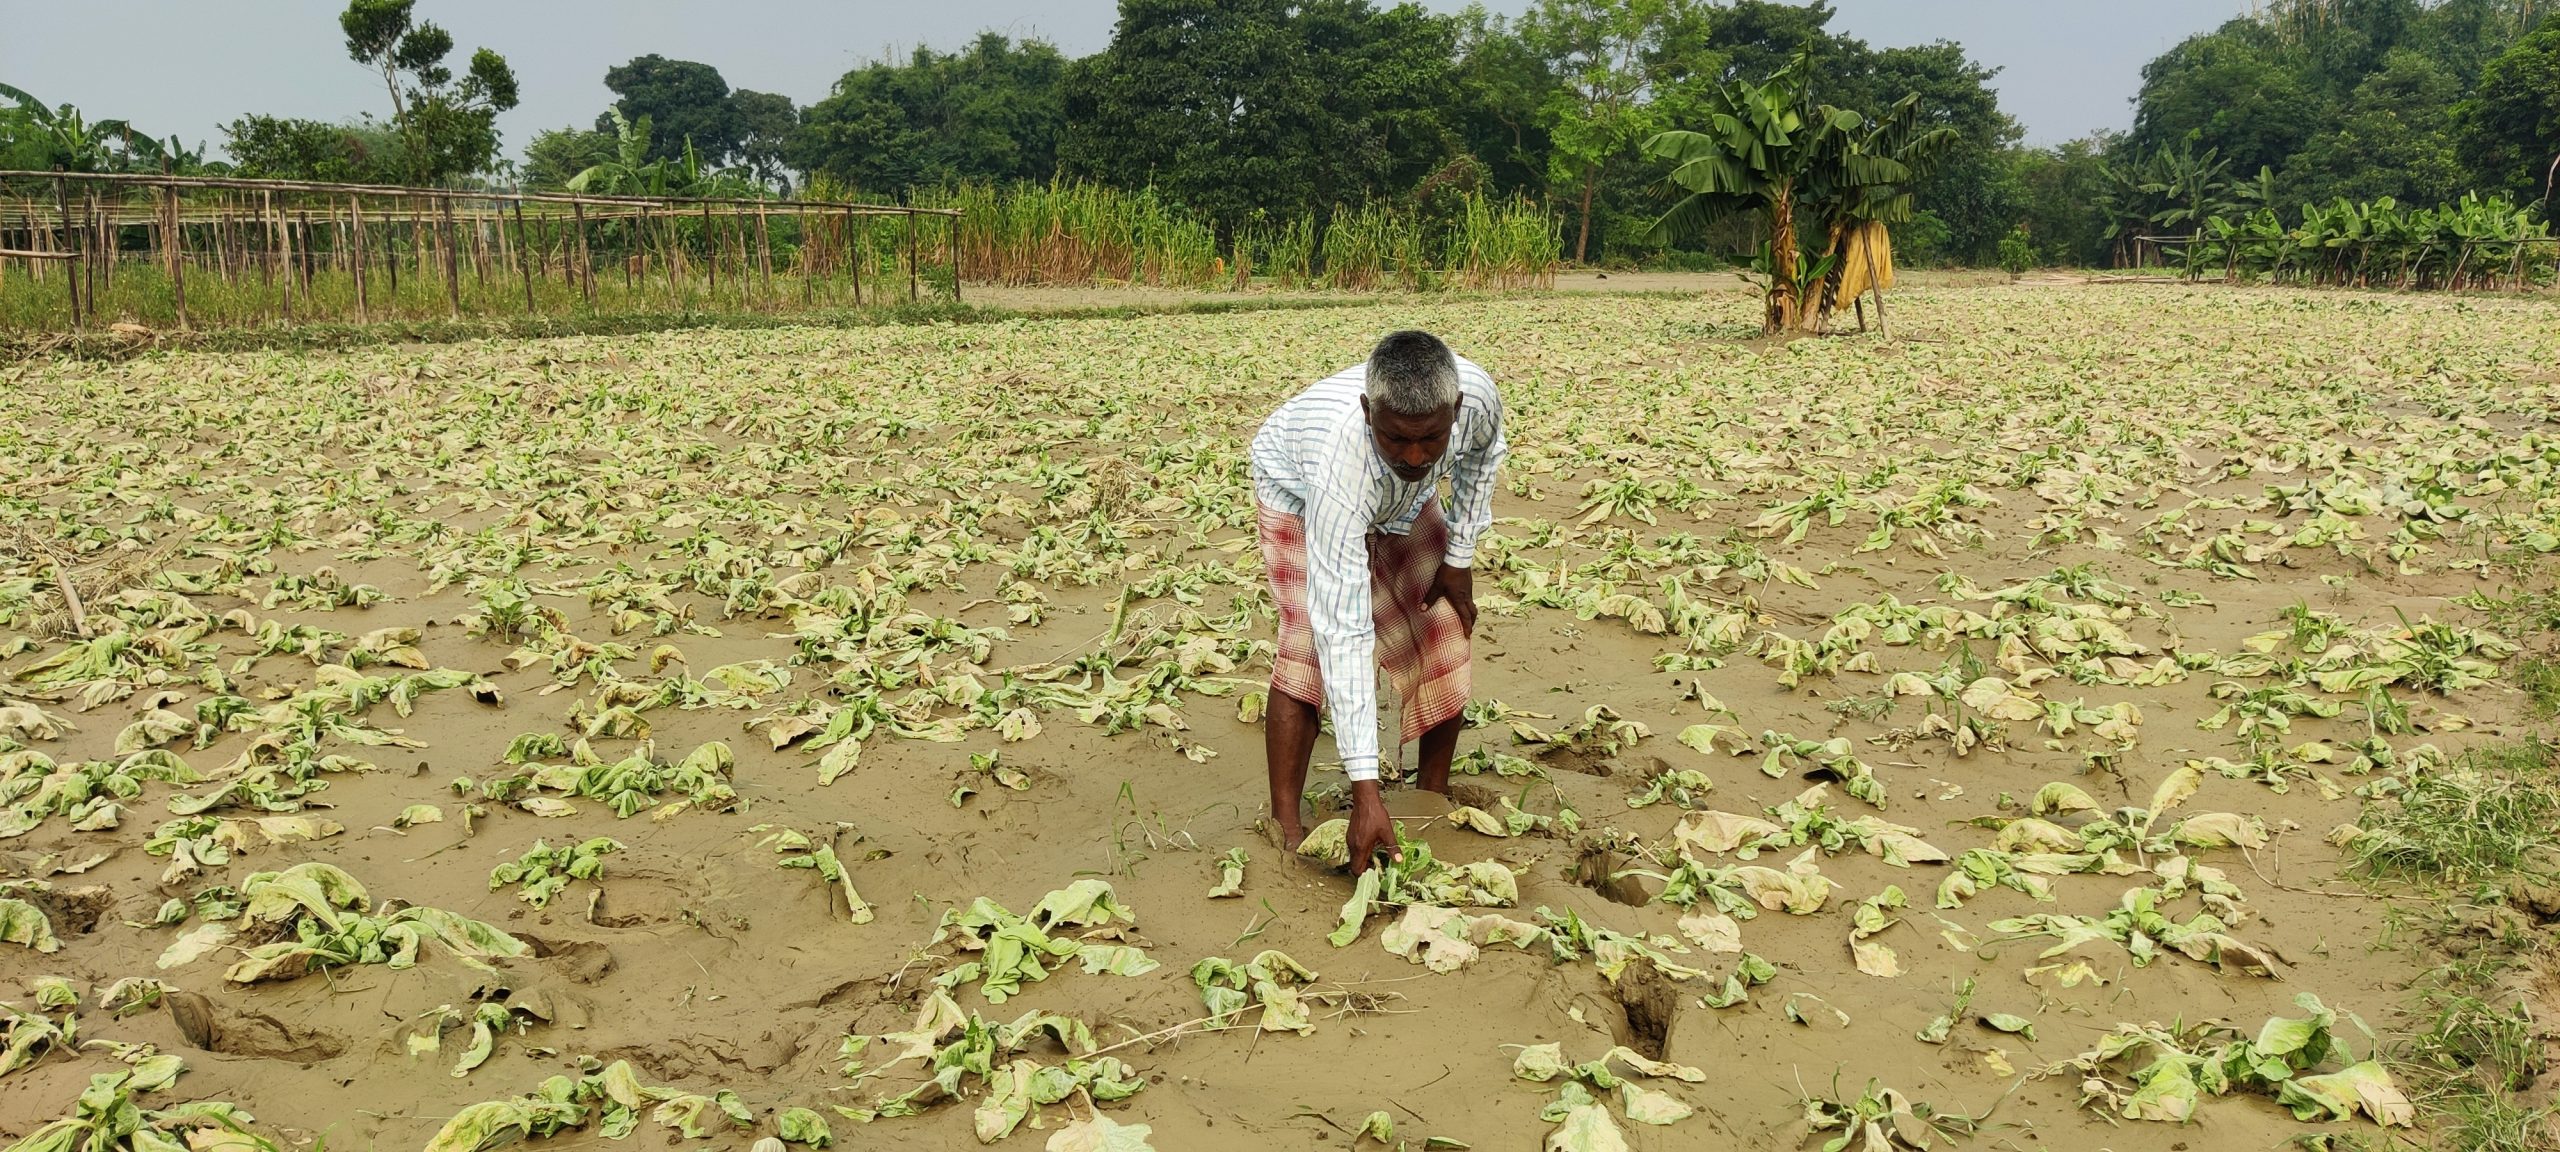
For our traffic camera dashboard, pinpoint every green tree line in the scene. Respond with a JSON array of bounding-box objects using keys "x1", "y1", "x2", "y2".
[
  {"x1": 10, "y1": 0, "x2": 2554, "y2": 269},
  {"x1": 2018, "y1": 0, "x2": 2558, "y2": 266}
]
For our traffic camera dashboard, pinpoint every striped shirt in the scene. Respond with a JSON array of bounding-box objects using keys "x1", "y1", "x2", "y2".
[{"x1": 1249, "y1": 356, "x2": 1506, "y2": 781}]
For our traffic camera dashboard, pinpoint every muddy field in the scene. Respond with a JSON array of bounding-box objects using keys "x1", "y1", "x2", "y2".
[{"x1": 4, "y1": 283, "x2": 2558, "y2": 1151}]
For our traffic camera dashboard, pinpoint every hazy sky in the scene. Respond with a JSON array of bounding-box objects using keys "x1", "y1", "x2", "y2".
[{"x1": 2, "y1": 1, "x2": 2252, "y2": 160}]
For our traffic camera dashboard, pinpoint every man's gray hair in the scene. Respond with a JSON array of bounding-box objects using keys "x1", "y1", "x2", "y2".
[{"x1": 1365, "y1": 330, "x2": 1460, "y2": 416}]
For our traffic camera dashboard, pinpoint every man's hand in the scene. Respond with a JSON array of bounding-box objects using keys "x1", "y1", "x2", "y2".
[
  {"x1": 1348, "y1": 780, "x2": 1400, "y2": 876},
  {"x1": 1425, "y1": 563, "x2": 1477, "y2": 636}
]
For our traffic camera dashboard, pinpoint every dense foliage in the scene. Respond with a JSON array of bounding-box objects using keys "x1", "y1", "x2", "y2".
[
  {"x1": 2013, "y1": 0, "x2": 2556, "y2": 265},
  {"x1": 789, "y1": 34, "x2": 1068, "y2": 194},
  {"x1": 24, "y1": 0, "x2": 2555, "y2": 270}
]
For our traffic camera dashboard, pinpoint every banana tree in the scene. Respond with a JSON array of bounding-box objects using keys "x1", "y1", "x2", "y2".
[
  {"x1": 2096, "y1": 155, "x2": 2168, "y2": 268},
  {"x1": 1798, "y1": 92, "x2": 1959, "y2": 330},
  {"x1": 2143, "y1": 143, "x2": 2233, "y2": 255},
  {"x1": 1640, "y1": 46, "x2": 1864, "y2": 334},
  {"x1": 0, "y1": 82, "x2": 138, "y2": 172},
  {"x1": 566, "y1": 110, "x2": 663, "y2": 195},
  {"x1": 2192, "y1": 190, "x2": 2550, "y2": 291}
]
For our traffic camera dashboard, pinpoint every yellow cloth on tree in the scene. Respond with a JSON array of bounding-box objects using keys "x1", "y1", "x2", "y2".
[{"x1": 1836, "y1": 220, "x2": 1895, "y2": 304}]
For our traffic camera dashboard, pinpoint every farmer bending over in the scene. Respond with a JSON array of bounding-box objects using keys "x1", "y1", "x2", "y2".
[{"x1": 1250, "y1": 330, "x2": 1507, "y2": 874}]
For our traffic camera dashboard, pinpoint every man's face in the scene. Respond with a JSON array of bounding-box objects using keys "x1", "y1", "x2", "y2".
[{"x1": 1361, "y1": 396, "x2": 1459, "y2": 483}]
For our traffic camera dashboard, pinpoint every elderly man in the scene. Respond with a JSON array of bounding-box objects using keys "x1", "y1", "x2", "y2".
[{"x1": 1250, "y1": 330, "x2": 1507, "y2": 874}]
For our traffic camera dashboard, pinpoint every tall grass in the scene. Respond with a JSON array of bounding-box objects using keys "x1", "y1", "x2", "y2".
[
  {"x1": 1234, "y1": 215, "x2": 1317, "y2": 288},
  {"x1": 1319, "y1": 203, "x2": 1409, "y2": 291},
  {"x1": 1443, "y1": 193, "x2": 1563, "y2": 290},
  {"x1": 928, "y1": 182, "x2": 1559, "y2": 294},
  {"x1": 933, "y1": 182, "x2": 1220, "y2": 288}
]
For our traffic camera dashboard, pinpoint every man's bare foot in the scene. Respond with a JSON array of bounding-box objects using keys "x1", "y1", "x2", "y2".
[{"x1": 1259, "y1": 815, "x2": 1306, "y2": 852}]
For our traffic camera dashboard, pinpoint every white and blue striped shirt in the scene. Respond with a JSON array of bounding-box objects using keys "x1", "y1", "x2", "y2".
[{"x1": 1249, "y1": 356, "x2": 1506, "y2": 781}]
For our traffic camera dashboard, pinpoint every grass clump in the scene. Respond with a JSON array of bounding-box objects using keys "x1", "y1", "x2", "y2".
[
  {"x1": 2351, "y1": 739, "x2": 2560, "y2": 1150},
  {"x1": 2351, "y1": 741, "x2": 2560, "y2": 884},
  {"x1": 2516, "y1": 656, "x2": 2560, "y2": 722},
  {"x1": 2397, "y1": 970, "x2": 2557, "y2": 1152}
]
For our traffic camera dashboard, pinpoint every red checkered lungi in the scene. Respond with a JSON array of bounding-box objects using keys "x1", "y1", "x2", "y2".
[{"x1": 1256, "y1": 497, "x2": 1471, "y2": 742}]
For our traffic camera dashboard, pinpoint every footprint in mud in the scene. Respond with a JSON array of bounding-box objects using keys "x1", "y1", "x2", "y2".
[
  {"x1": 598, "y1": 1036, "x2": 754, "y2": 1082},
  {"x1": 164, "y1": 990, "x2": 347, "y2": 1062},
  {"x1": 1614, "y1": 957, "x2": 1681, "y2": 1061},
  {"x1": 513, "y1": 935, "x2": 617, "y2": 984},
  {"x1": 1574, "y1": 842, "x2": 1663, "y2": 908},
  {"x1": 25, "y1": 884, "x2": 114, "y2": 935},
  {"x1": 586, "y1": 872, "x2": 701, "y2": 929},
  {"x1": 1536, "y1": 748, "x2": 1616, "y2": 777},
  {"x1": 1447, "y1": 781, "x2": 1504, "y2": 813}
]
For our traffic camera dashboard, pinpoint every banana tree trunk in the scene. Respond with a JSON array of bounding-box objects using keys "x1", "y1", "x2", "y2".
[
  {"x1": 1803, "y1": 218, "x2": 1847, "y2": 333},
  {"x1": 1767, "y1": 185, "x2": 1797, "y2": 335}
]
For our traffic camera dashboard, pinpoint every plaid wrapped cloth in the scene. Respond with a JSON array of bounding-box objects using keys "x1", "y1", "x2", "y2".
[{"x1": 1257, "y1": 497, "x2": 1471, "y2": 755}]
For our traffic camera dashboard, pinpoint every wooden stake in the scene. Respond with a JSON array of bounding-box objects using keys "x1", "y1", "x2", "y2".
[
  {"x1": 52, "y1": 174, "x2": 80, "y2": 327},
  {"x1": 798, "y1": 206, "x2": 812, "y2": 305},
  {"x1": 700, "y1": 202, "x2": 717, "y2": 296},
  {"x1": 166, "y1": 184, "x2": 188, "y2": 330},
  {"x1": 756, "y1": 202, "x2": 773, "y2": 303},
  {"x1": 512, "y1": 198, "x2": 535, "y2": 313},
  {"x1": 438, "y1": 196, "x2": 460, "y2": 317},
  {"x1": 351, "y1": 196, "x2": 369, "y2": 322},
  {"x1": 907, "y1": 209, "x2": 918, "y2": 303},
  {"x1": 215, "y1": 206, "x2": 232, "y2": 285},
  {"x1": 297, "y1": 209, "x2": 315, "y2": 297},
  {"x1": 571, "y1": 201, "x2": 593, "y2": 304},
  {"x1": 266, "y1": 192, "x2": 289, "y2": 320},
  {"x1": 92, "y1": 191, "x2": 107, "y2": 292}
]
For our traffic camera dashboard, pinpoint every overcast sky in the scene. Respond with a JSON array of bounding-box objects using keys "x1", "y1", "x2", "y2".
[{"x1": 2, "y1": 1, "x2": 2251, "y2": 160}]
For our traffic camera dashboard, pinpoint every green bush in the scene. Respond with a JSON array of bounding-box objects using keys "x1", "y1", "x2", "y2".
[{"x1": 1997, "y1": 229, "x2": 2037, "y2": 275}]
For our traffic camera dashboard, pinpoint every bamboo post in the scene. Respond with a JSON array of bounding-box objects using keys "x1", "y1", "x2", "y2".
[
  {"x1": 798, "y1": 206, "x2": 812, "y2": 305},
  {"x1": 165, "y1": 184, "x2": 188, "y2": 330},
  {"x1": 906, "y1": 209, "x2": 919, "y2": 303},
  {"x1": 947, "y1": 214, "x2": 960, "y2": 303},
  {"x1": 86, "y1": 192, "x2": 102, "y2": 300},
  {"x1": 512, "y1": 198, "x2": 535, "y2": 314},
  {"x1": 297, "y1": 209, "x2": 315, "y2": 298},
  {"x1": 438, "y1": 196, "x2": 461, "y2": 317},
  {"x1": 536, "y1": 211, "x2": 555, "y2": 285},
  {"x1": 266, "y1": 192, "x2": 289, "y2": 322},
  {"x1": 571, "y1": 200, "x2": 593, "y2": 304},
  {"x1": 97, "y1": 191, "x2": 112, "y2": 292},
  {"x1": 53, "y1": 174, "x2": 81, "y2": 327},
  {"x1": 851, "y1": 209, "x2": 863, "y2": 307},
  {"x1": 351, "y1": 196, "x2": 369, "y2": 322},
  {"x1": 699, "y1": 202, "x2": 717, "y2": 296},
  {"x1": 756, "y1": 202, "x2": 773, "y2": 303}
]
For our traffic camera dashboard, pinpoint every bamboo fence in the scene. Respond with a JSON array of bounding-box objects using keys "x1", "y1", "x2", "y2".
[{"x1": 0, "y1": 170, "x2": 963, "y2": 332}]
